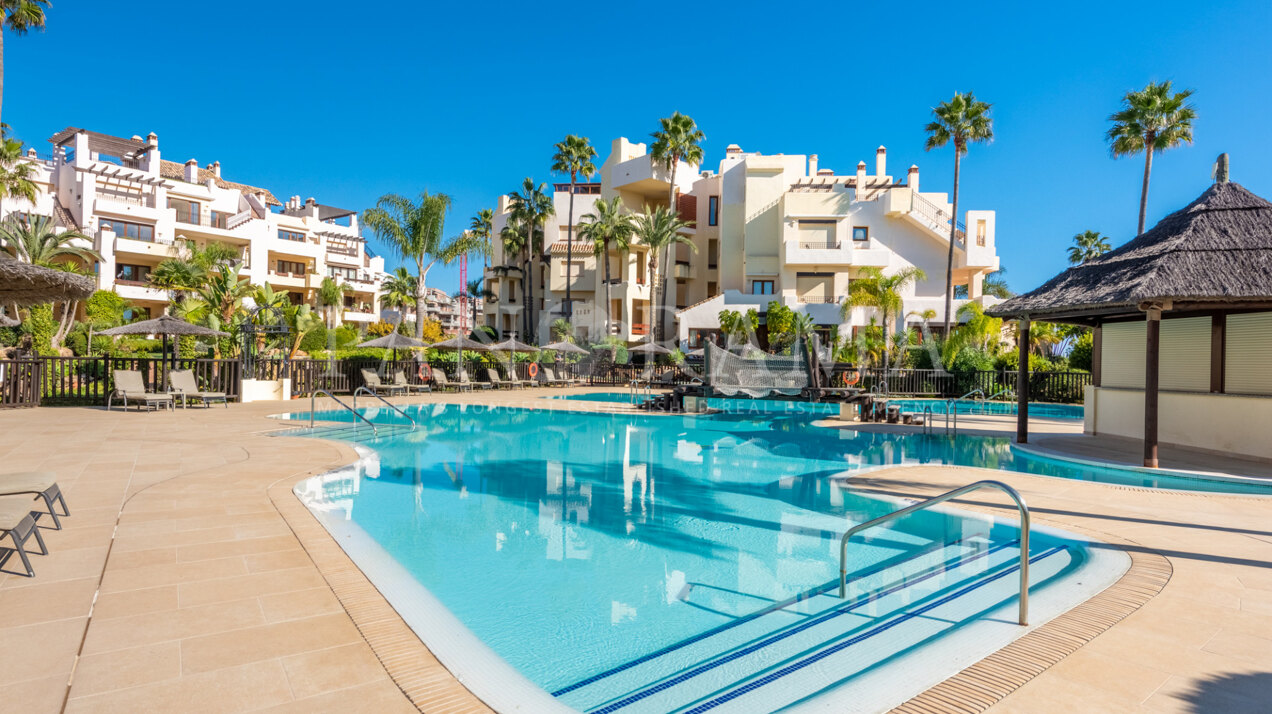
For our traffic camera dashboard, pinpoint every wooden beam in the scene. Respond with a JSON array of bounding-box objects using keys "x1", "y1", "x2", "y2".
[
  {"x1": 1016, "y1": 319, "x2": 1030, "y2": 444},
  {"x1": 1091, "y1": 325, "x2": 1102, "y2": 387},
  {"x1": 1144, "y1": 310, "x2": 1161, "y2": 468},
  {"x1": 1211, "y1": 314, "x2": 1226, "y2": 393}
]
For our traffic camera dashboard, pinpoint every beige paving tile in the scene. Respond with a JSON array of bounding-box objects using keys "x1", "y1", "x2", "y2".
[
  {"x1": 0, "y1": 616, "x2": 87, "y2": 686},
  {"x1": 1200, "y1": 630, "x2": 1272, "y2": 666},
  {"x1": 90, "y1": 585, "x2": 179, "y2": 620},
  {"x1": 65, "y1": 658, "x2": 294, "y2": 714},
  {"x1": 258, "y1": 587, "x2": 344, "y2": 623},
  {"x1": 0, "y1": 577, "x2": 97, "y2": 628},
  {"x1": 252, "y1": 680, "x2": 416, "y2": 714},
  {"x1": 98, "y1": 554, "x2": 248, "y2": 593},
  {"x1": 179, "y1": 613, "x2": 362, "y2": 675},
  {"x1": 176, "y1": 566, "x2": 326, "y2": 608},
  {"x1": 0, "y1": 674, "x2": 71, "y2": 714},
  {"x1": 243, "y1": 548, "x2": 312, "y2": 573},
  {"x1": 105, "y1": 546, "x2": 177, "y2": 571},
  {"x1": 70, "y1": 641, "x2": 182, "y2": 696},
  {"x1": 82, "y1": 598, "x2": 266, "y2": 655},
  {"x1": 280, "y1": 642, "x2": 388, "y2": 699}
]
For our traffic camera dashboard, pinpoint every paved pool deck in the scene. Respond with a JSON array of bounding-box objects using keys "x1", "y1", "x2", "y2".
[{"x1": 0, "y1": 389, "x2": 1269, "y2": 713}]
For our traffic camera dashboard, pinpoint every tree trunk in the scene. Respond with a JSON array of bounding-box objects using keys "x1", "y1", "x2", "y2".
[
  {"x1": 1138, "y1": 137, "x2": 1155, "y2": 236},
  {"x1": 648, "y1": 253, "x2": 659, "y2": 342},
  {"x1": 661, "y1": 161, "x2": 679, "y2": 342},
  {"x1": 521, "y1": 250, "x2": 531, "y2": 339},
  {"x1": 565, "y1": 174, "x2": 576, "y2": 320},
  {"x1": 413, "y1": 258, "x2": 430, "y2": 339},
  {"x1": 943, "y1": 149, "x2": 961, "y2": 337},
  {"x1": 1, "y1": 29, "x2": 6, "y2": 131},
  {"x1": 602, "y1": 239, "x2": 613, "y2": 339}
]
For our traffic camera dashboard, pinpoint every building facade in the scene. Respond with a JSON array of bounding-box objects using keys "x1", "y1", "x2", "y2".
[
  {"x1": 484, "y1": 137, "x2": 1001, "y2": 346},
  {"x1": 1, "y1": 128, "x2": 386, "y2": 323}
]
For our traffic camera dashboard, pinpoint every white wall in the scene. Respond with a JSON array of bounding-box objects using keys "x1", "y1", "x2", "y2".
[{"x1": 1088, "y1": 386, "x2": 1272, "y2": 461}]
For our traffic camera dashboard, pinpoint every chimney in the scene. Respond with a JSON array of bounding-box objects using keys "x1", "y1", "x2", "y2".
[
  {"x1": 808, "y1": 154, "x2": 818, "y2": 176},
  {"x1": 184, "y1": 159, "x2": 199, "y2": 183},
  {"x1": 146, "y1": 132, "x2": 158, "y2": 148},
  {"x1": 856, "y1": 161, "x2": 867, "y2": 187},
  {"x1": 210, "y1": 161, "x2": 221, "y2": 179},
  {"x1": 908, "y1": 165, "x2": 919, "y2": 192},
  {"x1": 725, "y1": 144, "x2": 742, "y2": 155},
  {"x1": 131, "y1": 135, "x2": 143, "y2": 143},
  {"x1": 875, "y1": 146, "x2": 886, "y2": 177}
]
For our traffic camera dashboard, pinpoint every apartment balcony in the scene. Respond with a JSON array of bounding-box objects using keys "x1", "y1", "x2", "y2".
[
  {"x1": 112, "y1": 236, "x2": 180, "y2": 260},
  {"x1": 270, "y1": 235, "x2": 323, "y2": 259},
  {"x1": 268, "y1": 271, "x2": 320, "y2": 290},
  {"x1": 673, "y1": 262, "x2": 692, "y2": 280},
  {"x1": 342, "y1": 309, "x2": 377, "y2": 324},
  {"x1": 604, "y1": 279, "x2": 650, "y2": 302},
  {"x1": 325, "y1": 245, "x2": 362, "y2": 266},
  {"x1": 114, "y1": 281, "x2": 169, "y2": 302},
  {"x1": 609, "y1": 154, "x2": 696, "y2": 201}
]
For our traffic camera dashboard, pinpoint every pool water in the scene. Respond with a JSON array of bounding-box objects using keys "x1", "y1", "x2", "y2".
[{"x1": 288, "y1": 404, "x2": 1129, "y2": 712}]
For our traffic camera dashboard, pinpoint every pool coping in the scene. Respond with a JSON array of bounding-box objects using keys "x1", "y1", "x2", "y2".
[
  {"x1": 268, "y1": 413, "x2": 1176, "y2": 714},
  {"x1": 1011, "y1": 441, "x2": 1272, "y2": 492}
]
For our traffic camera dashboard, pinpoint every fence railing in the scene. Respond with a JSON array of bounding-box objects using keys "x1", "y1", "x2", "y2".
[
  {"x1": 0, "y1": 360, "x2": 42, "y2": 408},
  {"x1": 848, "y1": 367, "x2": 1089, "y2": 403}
]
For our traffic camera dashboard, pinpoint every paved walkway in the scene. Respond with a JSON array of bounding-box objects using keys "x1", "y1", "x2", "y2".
[{"x1": 0, "y1": 391, "x2": 1269, "y2": 713}]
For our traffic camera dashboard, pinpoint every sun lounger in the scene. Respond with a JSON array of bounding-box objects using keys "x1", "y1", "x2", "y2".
[
  {"x1": 0, "y1": 472, "x2": 69, "y2": 530},
  {"x1": 391, "y1": 370, "x2": 431, "y2": 394},
  {"x1": 482, "y1": 368, "x2": 517, "y2": 390},
  {"x1": 433, "y1": 371, "x2": 473, "y2": 392},
  {"x1": 0, "y1": 496, "x2": 48, "y2": 577},
  {"x1": 109, "y1": 370, "x2": 174, "y2": 412},
  {"x1": 168, "y1": 369, "x2": 228, "y2": 408},
  {"x1": 537, "y1": 366, "x2": 567, "y2": 387},
  {"x1": 361, "y1": 369, "x2": 406, "y2": 396}
]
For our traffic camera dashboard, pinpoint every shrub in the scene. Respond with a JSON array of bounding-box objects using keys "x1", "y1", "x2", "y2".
[
  {"x1": 950, "y1": 347, "x2": 995, "y2": 373},
  {"x1": 419, "y1": 319, "x2": 444, "y2": 343},
  {"x1": 995, "y1": 351, "x2": 1058, "y2": 372},
  {"x1": 366, "y1": 320, "x2": 396, "y2": 338},
  {"x1": 299, "y1": 323, "x2": 329, "y2": 353},
  {"x1": 23, "y1": 304, "x2": 56, "y2": 356},
  {"x1": 333, "y1": 324, "x2": 360, "y2": 348},
  {"x1": 85, "y1": 290, "x2": 128, "y2": 328},
  {"x1": 1068, "y1": 332, "x2": 1093, "y2": 371}
]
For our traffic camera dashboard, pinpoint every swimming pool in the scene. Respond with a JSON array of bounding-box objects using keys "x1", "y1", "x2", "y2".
[
  {"x1": 288, "y1": 404, "x2": 1129, "y2": 712},
  {"x1": 552, "y1": 392, "x2": 1084, "y2": 420}
]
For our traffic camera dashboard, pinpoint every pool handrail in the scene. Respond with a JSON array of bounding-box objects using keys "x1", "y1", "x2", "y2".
[
  {"x1": 838, "y1": 479, "x2": 1031, "y2": 625},
  {"x1": 309, "y1": 389, "x2": 378, "y2": 434},
  {"x1": 352, "y1": 386, "x2": 417, "y2": 430}
]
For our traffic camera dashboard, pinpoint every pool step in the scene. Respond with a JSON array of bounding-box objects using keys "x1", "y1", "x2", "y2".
[
  {"x1": 566, "y1": 543, "x2": 1071, "y2": 714},
  {"x1": 556, "y1": 538, "x2": 1001, "y2": 712}
]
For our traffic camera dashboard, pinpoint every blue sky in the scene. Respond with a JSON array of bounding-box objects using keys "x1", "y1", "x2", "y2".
[{"x1": 7, "y1": 1, "x2": 1271, "y2": 296}]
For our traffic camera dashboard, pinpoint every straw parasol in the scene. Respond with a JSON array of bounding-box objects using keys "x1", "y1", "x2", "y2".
[
  {"x1": 357, "y1": 332, "x2": 429, "y2": 361},
  {"x1": 431, "y1": 335, "x2": 491, "y2": 380},
  {"x1": 628, "y1": 340, "x2": 671, "y2": 355},
  {"x1": 490, "y1": 336, "x2": 538, "y2": 377},
  {"x1": 97, "y1": 315, "x2": 229, "y2": 379},
  {"x1": 0, "y1": 258, "x2": 97, "y2": 325},
  {"x1": 541, "y1": 340, "x2": 589, "y2": 355}
]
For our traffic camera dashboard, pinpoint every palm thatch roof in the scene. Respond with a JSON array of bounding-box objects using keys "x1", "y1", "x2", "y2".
[
  {"x1": 357, "y1": 333, "x2": 429, "y2": 349},
  {"x1": 0, "y1": 258, "x2": 96, "y2": 307},
  {"x1": 97, "y1": 315, "x2": 228, "y2": 337},
  {"x1": 989, "y1": 180, "x2": 1272, "y2": 322},
  {"x1": 490, "y1": 337, "x2": 537, "y2": 353},
  {"x1": 540, "y1": 340, "x2": 589, "y2": 355}
]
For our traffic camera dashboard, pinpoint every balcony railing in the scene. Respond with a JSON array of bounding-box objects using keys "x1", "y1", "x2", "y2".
[
  {"x1": 99, "y1": 188, "x2": 147, "y2": 206},
  {"x1": 327, "y1": 246, "x2": 357, "y2": 257},
  {"x1": 910, "y1": 192, "x2": 966, "y2": 244},
  {"x1": 798, "y1": 295, "x2": 839, "y2": 304},
  {"x1": 632, "y1": 323, "x2": 650, "y2": 336},
  {"x1": 798, "y1": 241, "x2": 841, "y2": 250}
]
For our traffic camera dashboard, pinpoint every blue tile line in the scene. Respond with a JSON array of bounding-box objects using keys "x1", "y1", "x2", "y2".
[
  {"x1": 552, "y1": 535, "x2": 969, "y2": 698},
  {"x1": 586, "y1": 539, "x2": 1021, "y2": 714},
  {"x1": 681, "y1": 545, "x2": 1066, "y2": 714}
]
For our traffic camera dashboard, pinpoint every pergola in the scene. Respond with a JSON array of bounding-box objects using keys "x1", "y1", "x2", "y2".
[{"x1": 988, "y1": 160, "x2": 1272, "y2": 466}]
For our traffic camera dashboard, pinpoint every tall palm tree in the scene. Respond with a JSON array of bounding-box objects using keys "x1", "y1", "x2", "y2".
[
  {"x1": 378, "y1": 267, "x2": 417, "y2": 313},
  {"x1": 464, "y1": 278, "x2": 488, "y2": 333},
  {"x1": 0, "y1": 136, "x2": 34, "y2": 203},
  {"x1": 551, "y1": 135, "x2": 598, "y2": 321},
  {"x1": 841, "y1": 266, "x2": 926, "y2": 363},
  {"x1": 577, "y1": 197, "x2": 634, "y2": 338},
  {"x1": 1107, "y1": 81, "x2": 1197, "y2": 236},
  {"x1": 0, "y1": 1, "x2": 49, "y2": 128},
  {"x1": 316, "y1": 276, "x2": 353, "y2": 329},
  {"x1": 469, "y1": 208, "x2": 494, "y2": 268},
  {"x1": 633, "y1": 205, "x2": 694, "y2": 342},
  {"x1": 0, "y1": 214, "x2": 96, "y2": 267},
  {"x1": 149, "y1": 240, "x2": 239, "y2": 304},
  {"x1": 1067, "y1": 230, "x2": 1112, "y2": 265},
  {"x1": 982, "y1": 266, "x2": 1013, "y2": 299},
  {"x1": 650, "y1": 111, "x2": 704, "y2": 341},
  {"x1": 499, "y1": 219, "x2": 528, "y2": 336},
  {"x1": 506, "y1": 178, "x2": 553, "y2": 339},
  {"x1": 924, "y1": 91, "x2": 994, "y2": 337},
  {"x1": 363, "y1": 192, "x2": 480, "y2": 339}
]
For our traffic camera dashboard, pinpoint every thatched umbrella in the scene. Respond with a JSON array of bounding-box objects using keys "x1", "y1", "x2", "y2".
[
  {"x1": 629, "y1": 340, "x2": 671, "y2": 356},
  {"x1": 541, "y1": 340, "x2": 589, "y2": 355},
  {"x1": 98, "y1": 315, "x2": 229, "y2": 385},
  {"x1": 490, "y1": 336, "x2": 538, "y2": 378},
  {"x1": 0, "y1": 258, "x2": 96, "y2": 326},
  {"x1": 431, "y1": 335, "x2": 490, "y2": 380},
  {"x1": 357, "y1": 332, "x2": 429, "y2": 361}
]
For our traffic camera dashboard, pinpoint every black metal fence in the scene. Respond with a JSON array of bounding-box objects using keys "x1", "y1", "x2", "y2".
[
  {"x1": 0, "y1": 360, "x2": 42, "y2": 408},
  {"x1": 853, "y1": 367, "x2": 1089, "y2": 403}
]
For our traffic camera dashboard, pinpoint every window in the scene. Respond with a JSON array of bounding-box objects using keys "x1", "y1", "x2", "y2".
[
  {"x1": 275, "y1": 260, "x2": 306, "y2": 275},
  {"x1": 798, "y1": 220, "x2": 838, "y2": 249},
  {"x1": 751, "y1": 280, "x2": 774, "y2": 295},
  {"x1": 708, "y1": 196, "x2": 719, "y2": 226},
  {"x1": 210, "y1": 211, "x2": 228, "y2": 229},
  {"x1": 707, "y1": 281, "x2": 718, "y2": 296},
  {"x1": 115, "y1": 264, "x2": 151, "y2": 284},
  {"x1": 852, "y1": 226, "x2": 869, "y2": 242},
  {"x1": 560, "y1": 261, "x2": 584, "y2": 277},
  {"x1": 327, "y1": 266, "x2": 356, "y2": 280},
  {"x1": 168, "y1": 198, "x2": 200, "y2": 225},
  {"x1": 707, "y1": 239, "x2": 719, "y2": 269},
  {"x1": 100, "y1": 219, "x2": 154, "y2": 242},
  {"x1": 976, "y1": 219, "x2": 987, "y2": 247},
  {"x1": 278, "y1": 229, "x2": 306, "y2": 242}
]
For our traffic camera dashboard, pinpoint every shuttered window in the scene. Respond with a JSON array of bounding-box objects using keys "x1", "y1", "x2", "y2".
[
  {"x1": 1101, "y1": 321, "x2": 1145, "y2": 389},
  {"x1": 1159, "y1": 317, "x2": 1211, "y2": 392},
  {"x1": 797, "y1": 220, "x2": 837, "y2": 248},
  {"x1": 1225, "y1": 312, "x2": 1272, "y2": 395}
]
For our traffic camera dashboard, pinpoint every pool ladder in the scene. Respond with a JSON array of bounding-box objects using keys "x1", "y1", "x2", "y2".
[
  {"x1": 838, "y1": 479, "x2": 1032, "y2": 625},
  {"x1": 352, "y1": 387, "x2": 417, "y2": 430},
  {"x1": 309, "y1": 389, "x2": 379, "y2": 435}
]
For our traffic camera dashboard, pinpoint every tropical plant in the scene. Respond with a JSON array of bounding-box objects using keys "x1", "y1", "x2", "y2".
[
  {"x1": 362, "y1": 192, "x2": 481, "y2": 338},
  {"x1": 1028, "y1": 321, "x2": 1064, "y2": 357},
  {"x1": 765, "y1": 300, "x2": 796, "y2": 353},
  {"x1": 718, "y1": 308, "x2": 759, "y2": 348},
  {"x1": 924, "y1": 91, "x2": 994, "y2": 336},
  {"x1": 286, "y1": 304, "x2": 322, "y2": 358},
  {"x1": 469, "y1": 208, "x2": 494, "y2": 267},
  {"x1": 954, "y1": 301, "x2": 1003, "y2": 353},
  {"x1": 84, "y1": 290, "x2": 128, "y2": 329},
  {"x1": 0, "y1": 0, "x2": 49, "y2": 127},
  {"x1": 1068, "y1": 230, "x2": 1112, "y2": 265},
  {"x1": 1107, "y1": 81, "x2": 1197, "y2": 236},
  {"x1": 650, "y1": 111, "x2": 703, "y2": 340},
  {"x1": 316, "y1": 276, "x2": 352, "y2": 329},
  {"x1": 0, "y1": 136, "x2": 35, "y2": 203},
  {"x1": 983, "y1": 266, "x2": 1013, "y2": 299},
  {"x1": 840, "y1": 266, "x2": 926, "y2": 356},
  {"x1": 465, "y1": 278, "x2": 489, "y2": 333},
  {"x1": 632, "y1": 205, "x2": 694, "y2": 342},
  {"x1": 252, "y1": 283, "x2": 291, "y2": 311},
  {"x1": 179, "y1": 263, "x2": 253, "y2": 357},
  {"x1": 378, "y1": 266, "x2": 417, "y2": 312},
  {"x1": 506, "y1": 178, "x2": 554, "y2": 338},
  {"x1": 577, "y1": 196, "x2": 634, "y2": 339},
  {"x1": 0, "y1": 214, "x2": 96, "y2": 266},
  {"x1": 551, "y1": 135, "x2": 598, "y2": 321},
  {"x1": 550, "y1": 318, "x2": 574, "y2": 343}
]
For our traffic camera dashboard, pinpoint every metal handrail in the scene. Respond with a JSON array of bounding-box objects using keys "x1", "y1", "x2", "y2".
[
  {"x1": 310, "y1": 389, "x2": 377, "y2": 434},
  {"x1": 352, "y1": 386, "x2": 416, "y2": 429},
  {"x1": 838, "y1": 479, "x2": 1031, "y2": 625},
  {"x1": 946, "y1": 389, "x2": 984, "y2": 433}
]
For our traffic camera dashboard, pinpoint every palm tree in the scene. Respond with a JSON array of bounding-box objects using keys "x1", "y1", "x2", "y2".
[
  {"x1": 0, "y1": 1, "x2": 49, "y2": 128},
  {"x1": 633, "y1": 205, "x2": 694, "y2": 342},
  {"x1": 0, "y1": 136, "x2": 34, "y2": 203},
  {"x1": 0, "y1": 214, "x2": 97, "y2": 267},
  {"x1": 149, "y1": 241, "x2": 239, "y2": 304},
  {"x1": 469, "y1": 208, "x2": 494, "y2": 268},
  {"x1": 1107, "y1": 81, "x2": 1197, "y2": 236},
  {"x1": 378, "y1": 267, "x2": 417, "y2": 313},
  {"x1": 316, "y1": 276, "x2": 353, "y2": 329},
  {"x1": 983, "y1": 266, "x2": 1013, "y2": 299},
  {"x1": 841, "y1": 266, "x2": 926, "y2": 363},
  {"x1": 650, "y1": 111, "x2": 704, "y2": 341},
  {"x1": 550, "y1": 318, "x2": 574, "y2": 343},
  {"x1": 924, "y1": 91, "x2": 994, "y2": 337},
  {"x1": 577, "y1": 197, "x2": 634, "y2": 339},
  {"x1": 362, "y1": 192, "x2": 481, "y2": 339},
  {"x1": 1067, "y1": 230, "x2": 1112, "y2": 265},
  {"x1": 506, "y1": 178, "x2": 554, "y2": 338},
  {"x1": 551, "y1": 135, "x2": 598, "y2": 321},
  {"x1": 954, "y1": 301, "x2": 1003, "y2": 353},
  {"x1": 464, "y1": 278, "x2": 488, "y2": 333}
]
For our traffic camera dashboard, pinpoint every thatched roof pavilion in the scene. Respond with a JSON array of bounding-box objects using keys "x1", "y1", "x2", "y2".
[
  {"x1": 0, "y1": 258, "x2": 96, "y2": 308},
  {"x1": 990, "y1": 160, "x2": 1272, "y2": 466}
]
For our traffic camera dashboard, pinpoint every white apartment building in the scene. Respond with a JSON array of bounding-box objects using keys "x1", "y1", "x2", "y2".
[
  {"x1": 484, "y1": 137, "x2": 1000, "y2": 346},
  {"x1": 1, "y1": 128, "x2": 386, "y2": 322}
]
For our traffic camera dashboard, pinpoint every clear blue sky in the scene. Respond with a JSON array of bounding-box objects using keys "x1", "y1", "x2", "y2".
[{"x1": 7, "y1": 1, "x2": 1271, "y2": 296}]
